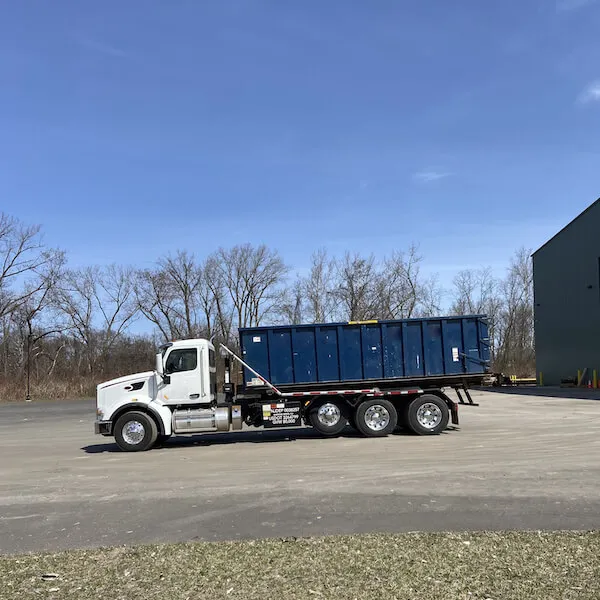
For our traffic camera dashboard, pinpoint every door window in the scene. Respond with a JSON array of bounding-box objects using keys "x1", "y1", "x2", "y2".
[{"x1": 165, "y1": 349, "x2": 197, "y2": 374}]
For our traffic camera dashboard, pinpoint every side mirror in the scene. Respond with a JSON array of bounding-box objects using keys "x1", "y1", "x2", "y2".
[
  {"x1": 156, "y1": 354, "x2": 171, "y2": 385},
  {"x1": 155, "y1": 353, "x2": 164, "y2": 377}
]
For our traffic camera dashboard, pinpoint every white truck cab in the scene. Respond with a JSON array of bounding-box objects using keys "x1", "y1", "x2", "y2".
[{"x1": 95, "y1": 339, "x2": 237, "y2": 451}]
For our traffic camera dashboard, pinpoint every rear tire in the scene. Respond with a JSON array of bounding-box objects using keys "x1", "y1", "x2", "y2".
[
  {"x1": 308, "y1": 400, "x2": 348, "y2": 436},
  {"x1": 405, "y1": 395, "x2": 449, "y2": 435},
  {"x1": 114, "y1": 411, "x2": 158, "y2": 452},
  {"x1": 355, "y1": 399, "x2": 397, "y2": 437}
]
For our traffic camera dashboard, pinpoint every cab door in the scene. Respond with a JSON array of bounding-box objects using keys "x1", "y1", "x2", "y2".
[{"x1": 160, "y1": 347, "x2": 204, "y2": 404}]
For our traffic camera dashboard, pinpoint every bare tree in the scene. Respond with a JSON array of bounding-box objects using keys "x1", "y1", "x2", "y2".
[
  {"x1": 159, "y1": 251, "x2": 204, "y2": 338},
  {"x1": 495, "y1": 248, "x2": 534, "y2": 376},
  {"x1": 0, "y1": 314, "x2": 15, "y2": 378},
  {"x1": 300, "y1": 249, "x2": 337, "y2": 323},
  {"x1": 135, "y1": 268, "x2": 181, "y2": 341},
  {"x1": 0, "y1": 209, "x2": 541, "y2": 399},
  {"x1": 213, "y1": 244, "x2": 288, "y2": 329},
  {"x1": 277, "y1": 279, "x2": 304, "y2": 325},
  {"x1": 0, "y1": 213, "x2": 57, "y2": 319},
  {"x1": 450, "y1": 267, "x2": 502, "y2": 361},
  {"x1": 203, "y1": 255, "x2": 234, "y2": 342},
  {"x1": 93, "y1": 265, "x2": 138, "y2": 368},
  {"x1": 376, "y1": 245, "x2": 424, "y2": 319},
  {"x1": 57, "y1": 267, "x2": 97, "y2": 373},
  {"x1": 451, "y1": 253, "x2": 534, "y2": 375},
  {"x1": 58, "y1": 265, "x2": 138, "y2": 374},
  {"x1": 13, "y1": 252, "x2": 67, "y2": 398},
  {"x1": 135, "y1": 251, "x2": 205, "y2": 342},
  {"x1": 333, "y1": 252, "x2": 379, "y2": 321},
  {"x1": 450, "y1": 267, "x2": 498, "y2": 315},
  {"x1": 415, "y1": 274, "x2": 444, "y2": 317}
]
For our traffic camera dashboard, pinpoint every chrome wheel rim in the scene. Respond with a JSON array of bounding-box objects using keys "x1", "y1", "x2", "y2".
[
  {"x1": 122, "y1": 420, "x2": 145, "y2": 445},
  {"x1": 364, "y1": 405, "x2": 390, "y2": 431},
  {"x1": 416, "y1": 403, "x2": 442, "y2": 429},
  {"x1": 317, "y1": 403, "x2": 342, "y2": 427}
]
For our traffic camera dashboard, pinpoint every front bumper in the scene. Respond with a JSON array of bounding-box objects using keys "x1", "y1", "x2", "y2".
[{"x1": 94, "y1": 420, "x2": 112, "y2": 435}]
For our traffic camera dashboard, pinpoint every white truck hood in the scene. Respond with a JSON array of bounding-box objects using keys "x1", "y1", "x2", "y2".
[{"x1": 97, "y1": 371, "x2": 156, "y2": 390}]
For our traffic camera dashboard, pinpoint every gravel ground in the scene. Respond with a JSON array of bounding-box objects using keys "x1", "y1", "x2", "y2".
[{"x1": 2, "y1": 390, "x2": 600, "y2": 553}]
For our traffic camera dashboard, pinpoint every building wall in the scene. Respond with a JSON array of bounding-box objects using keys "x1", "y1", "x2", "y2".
[{"x1": 533, "y1": 201, "x2": 600, "y2": 385}]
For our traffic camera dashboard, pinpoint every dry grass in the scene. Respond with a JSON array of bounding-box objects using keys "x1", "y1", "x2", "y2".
[
  {"x1": 0, "y1": 379, "x2": 95, "y2": 402},
  {"x1": 1, "y1": 532, "x2": 599, "y2": 600}
]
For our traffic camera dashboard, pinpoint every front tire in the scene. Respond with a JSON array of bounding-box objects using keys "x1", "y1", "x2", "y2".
[
  {"x1": 114, "y1": 411, "x2": 158, "y2": 452},
  {"x1": 404, "y1": 394, "x2": 449, "y2": 435},
  {"x1": 308, "y1": 400, "x2": 348, "y2": 436},
  {"x1": 355, "y1": 399, "x2": 397, "y2": 437}
]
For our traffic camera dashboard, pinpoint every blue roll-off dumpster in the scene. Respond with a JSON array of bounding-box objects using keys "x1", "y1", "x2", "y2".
[{"x1": 239, "y1": 316, "x2": 490, "y2": 391}]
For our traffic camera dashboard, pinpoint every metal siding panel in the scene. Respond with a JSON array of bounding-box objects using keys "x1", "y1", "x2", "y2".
[
  {"x1": 404, "y1": 321, "x2": 425, "y2": 377},
  {"x1": 362, "y1": 324, "x2": 383, "y2": 379},
  {"x1": 382, "y1": 323, "x2": 404, "y2": 378},
  {"x1": 268, "y1": 329, "x2": 293, "y2": 384},
  {"x1": 339, "y1": 325, "x2": 363, "y2": 381},
  {"x1": 315, "y1": 326, "x2": 340, "y2": 382},
  {"x1": 424, "y1": 320, "x2": 444, "y2": 376},
  {"x1": 533, "y1": 201, "x2": 600, "y2": 385},
  {"x1": 291, "y1": 328, "x2": 317, "y2": 383}
]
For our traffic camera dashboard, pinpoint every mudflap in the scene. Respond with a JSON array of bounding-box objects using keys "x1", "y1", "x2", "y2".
[{"x1": 449, "y1": 400, "x2": 459, "y2": 426}]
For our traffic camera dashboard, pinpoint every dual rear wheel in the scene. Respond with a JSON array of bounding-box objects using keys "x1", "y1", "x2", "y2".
[
  {"x1": 308, "y1": 397, "x2": 397, "y2": 437},
  {"x1": 399, "y1": 394, "x2": 450, "y2": 436},
  {"x1": 308, "y1": 394, "x2": 449, "y2": 438}
]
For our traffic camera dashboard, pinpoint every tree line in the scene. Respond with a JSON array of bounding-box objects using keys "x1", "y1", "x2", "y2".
[{"x1": 0, "y1": 212, "x2": 534, "y2": 400}]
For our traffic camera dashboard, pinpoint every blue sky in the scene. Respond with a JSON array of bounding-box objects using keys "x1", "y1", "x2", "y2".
[{"x1": 1, "y1": 0, "x2": 599, "y2": 291}]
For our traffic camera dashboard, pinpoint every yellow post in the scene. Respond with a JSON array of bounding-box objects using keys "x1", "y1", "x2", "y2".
[
  {"x1": 577, "y1": 369, "x2": 582, "y2": 386},
  {"x1": 539, "y1": 372, "x2": 543, "y2": 386},
  {"x1": 594, "y1": 370, "x2": 598, "y2": 389}
]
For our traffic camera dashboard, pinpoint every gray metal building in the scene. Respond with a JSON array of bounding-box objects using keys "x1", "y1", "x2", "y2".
[{"x1": 533, "y1": 198, "x2": 600, "y2": 386}]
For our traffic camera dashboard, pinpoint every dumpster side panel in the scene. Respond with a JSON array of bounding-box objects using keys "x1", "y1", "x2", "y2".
[
  {"x1": 382, "y1": 322, "x2": 404, "y2": 378},
  {"x1": 316, "y1": 326, "x2": 339, "y2": 382},
  {"x1": 362, "y1": 324, "x2": 383, "y2": 379},
  {"x1": 239, "y1": 316, "x2": 489, "y2": 388},
  {"x1": 240, "y1": 330, "x2": 270, "y2": 384},
  {"x1": 291, "y1": 328, "x2": 317, "y2": 384},
  {"x1": 424, "y1": 321, "x2": 444, "y2": 376},
  {"x1": 268, "y1": 329, "x2": 294, "y2": 385},
  {"x1": 442, "y1": 319, "x2": 465, "y2": 375},
  {"x1": 404, "y1": 321, "x2": 425, "y2": 377}
]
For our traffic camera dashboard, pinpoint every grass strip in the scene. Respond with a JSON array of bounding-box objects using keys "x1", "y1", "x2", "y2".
[{"x1": 1, "y1": 531, "x2": 599, "y2": 600}]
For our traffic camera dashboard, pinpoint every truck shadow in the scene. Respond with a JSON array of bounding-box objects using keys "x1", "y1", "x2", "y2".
[{"x1": 81, "y1": 426, "x2": 421, "y2": 454}]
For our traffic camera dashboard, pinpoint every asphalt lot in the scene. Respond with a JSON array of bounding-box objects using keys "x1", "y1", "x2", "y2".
[{"x1": 1, "y1": 388, "x2": 600, "y2": 554}]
